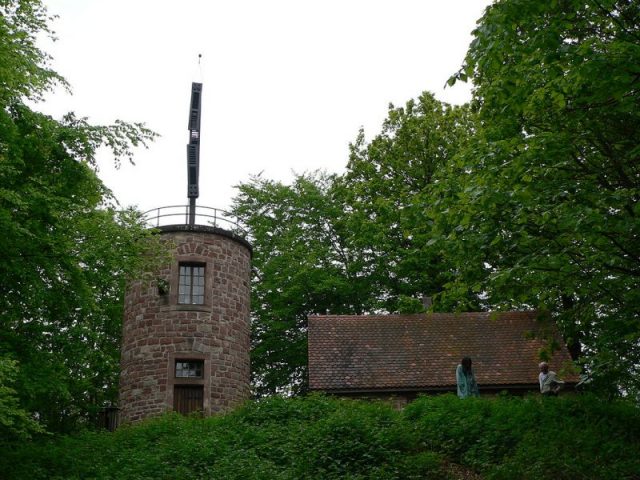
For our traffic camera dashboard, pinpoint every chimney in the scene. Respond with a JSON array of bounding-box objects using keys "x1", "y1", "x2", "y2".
[{"x1": 421, "y1": 295, "x2": 432, "y2": 310}]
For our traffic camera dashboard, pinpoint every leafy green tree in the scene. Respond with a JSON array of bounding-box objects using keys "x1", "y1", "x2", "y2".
[
  {"x1": 440, "y1": 0, "x2": 640, "y2": 394},
  {"x1": 233, "y1": 172, "x2": 376, "y2": 396},
  {"x1": 0, "y1": 0, "x2": 158, "y2": 432},
  {"x1": 0, "y1": 357, "x2": 42, "y2": 440},
  {"x1": 234, "y1": 95, "x2": 474, "y2": 395},
  {"x1": 344, "y1": 92, "x2": 475, "y2": 312}
]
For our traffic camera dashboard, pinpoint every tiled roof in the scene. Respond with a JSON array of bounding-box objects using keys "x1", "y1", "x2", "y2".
[{"x1": 308, "y1": 312, "x2": 579, "y2": 392}]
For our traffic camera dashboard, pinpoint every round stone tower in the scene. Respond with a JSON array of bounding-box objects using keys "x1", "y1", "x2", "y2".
[{"x1": 119, "y1": 218, "x2": 252, "y2": 423}]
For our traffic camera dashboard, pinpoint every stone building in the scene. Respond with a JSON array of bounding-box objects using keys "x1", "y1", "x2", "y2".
[{"x1": 118, "y1": 222, "x2": 252, "y2": 423}]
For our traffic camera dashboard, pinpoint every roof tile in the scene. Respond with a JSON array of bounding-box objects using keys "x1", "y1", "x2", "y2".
[{"x1": 308, "y1": 312, "x2": 579, "y2": 391}]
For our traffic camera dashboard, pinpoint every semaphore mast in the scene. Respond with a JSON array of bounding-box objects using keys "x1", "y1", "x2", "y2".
[{"x1": 186, "y1": 81, "x2": 202, "y2": 225}]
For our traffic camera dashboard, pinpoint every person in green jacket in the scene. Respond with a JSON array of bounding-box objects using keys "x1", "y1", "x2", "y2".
[{"x1": 456, "y1": 357, "x2": 480, "y2": 398}]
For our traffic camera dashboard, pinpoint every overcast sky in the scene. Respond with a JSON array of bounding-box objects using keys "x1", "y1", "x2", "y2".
[{"x1": 38, "y1": 0, "x2": 492, "y2": 213}]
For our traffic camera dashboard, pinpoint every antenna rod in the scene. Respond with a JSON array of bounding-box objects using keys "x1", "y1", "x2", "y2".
[{"x1": 187, "y1": 80, "x2": 202, "y2": 225}]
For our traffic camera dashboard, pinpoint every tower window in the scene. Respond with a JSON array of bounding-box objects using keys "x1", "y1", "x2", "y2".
[
  {"x1": 175, "y1": 360, "x2": 204, "y2": 378},
  {"x1": 178, "y1": 263, "x2": 205, "y2": 304}
]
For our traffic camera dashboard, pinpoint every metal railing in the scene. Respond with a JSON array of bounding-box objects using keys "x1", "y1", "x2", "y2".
[{"x1": 142, "y1": 205, "x2": 248, "y2": 238}]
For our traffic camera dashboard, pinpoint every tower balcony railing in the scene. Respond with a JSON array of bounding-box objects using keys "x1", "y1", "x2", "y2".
[{"x1": 142, "y1": 205, "x2": 249, "y2": 238}]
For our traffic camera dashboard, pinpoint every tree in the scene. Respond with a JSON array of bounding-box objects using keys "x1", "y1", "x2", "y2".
[
  {"x1": 344, "y1": 92, "x2": 475, "y2": 312},
  {"x1": 0, "y1": 357, "x2": 42, "y2": 440},
  {"x1": 0, "y1": 0, "x2": 158, "y2": 432},
  {"x1": 440, "y1": 0, "x2": 640, "y2": 394},
  {"x1": 233, "y1": 172, "x2": 376, "y2": 395},
  {"x1": 233, "y1": 94, "x2": 475, "y2": 395}
]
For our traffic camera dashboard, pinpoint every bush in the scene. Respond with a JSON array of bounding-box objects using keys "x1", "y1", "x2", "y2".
[
  {"x1": 404, "y1": 393, "x2": 640, "y2": 479},
  {"x1": 1, "y1": 394, "x2": 638, "y2": 479}
]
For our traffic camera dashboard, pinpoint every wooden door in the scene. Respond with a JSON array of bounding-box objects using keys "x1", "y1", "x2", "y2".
[{"x1": 173, "y1": 385, "x2": 204, "y2": 415}]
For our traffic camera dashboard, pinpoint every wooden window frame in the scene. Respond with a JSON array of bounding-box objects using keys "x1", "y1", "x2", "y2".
[{"x1": 178, "y1": 262, "x2": 206, "y2": 305}]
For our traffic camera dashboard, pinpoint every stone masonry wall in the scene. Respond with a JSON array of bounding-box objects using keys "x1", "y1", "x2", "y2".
[{"x1": 119, "y1": 227, "x2": 251, "y2": 424}]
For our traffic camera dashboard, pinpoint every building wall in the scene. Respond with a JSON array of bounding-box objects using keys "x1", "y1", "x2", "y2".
[{"x1": 119, "y1": 227, "x2": 251, "y2": 424}]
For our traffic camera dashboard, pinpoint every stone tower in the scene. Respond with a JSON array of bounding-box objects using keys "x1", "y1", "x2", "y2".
[{"x1": 118, "y1": 82, "x2": 252, "y2": 423}]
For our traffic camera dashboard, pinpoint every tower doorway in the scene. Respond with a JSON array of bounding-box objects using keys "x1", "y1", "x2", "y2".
[{"x1": 173, "y1": 385, "x2": 204, "y2": 415}]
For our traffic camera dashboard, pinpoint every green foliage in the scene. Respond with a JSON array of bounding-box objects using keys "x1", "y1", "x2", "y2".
[
  {"x1": 233, "y1": 173, "x2": 378, "y2": 395},
  {"x1": 438, "y1": 0, "x2": 640, "y2": 394},
  {"x1": 2, "y1": 395, "x2": 639, "y2": 479},
  {"x1": 0, "y1": 396, "x2": 450, "y2": 480},
  {"x1": 233, "y1": 95, "x2": 474, "y2": 395},
  {"x1": 404, "y1": 394, "x2": 640, "y2": 479},
  {"x1": 344, "y1": 92, "x2": 476, "y2": 313},
  {"x1": 0, "y1": 0, "x2": 159, "y2": 434},
  {"x1": 0, "y1": 357, "x2": 43, "y2": 440},
  {"x1": 0, "y1": 0, "x2": 67, "y2": 103}
]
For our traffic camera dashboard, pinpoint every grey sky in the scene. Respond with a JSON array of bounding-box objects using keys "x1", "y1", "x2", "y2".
[{"x1": 39, "y1": 0, "x2": 491, "y2": 212}]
